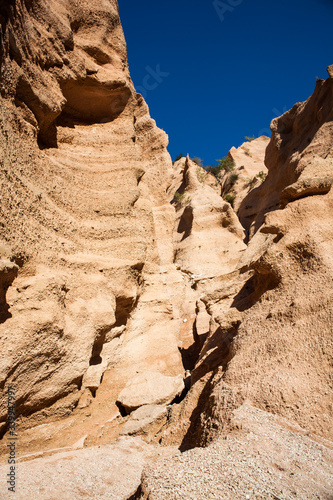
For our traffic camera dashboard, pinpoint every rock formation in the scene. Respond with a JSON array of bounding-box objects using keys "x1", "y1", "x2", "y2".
[
  {"x1": 155, "y1": 73, "x2": 333, "y2": 451},
  {"x1": 0, "y1": 0, "x2": 184, "y2": 444},
  {"x1": 0, "y1": 1, "x2": 332, "y2": 498}
]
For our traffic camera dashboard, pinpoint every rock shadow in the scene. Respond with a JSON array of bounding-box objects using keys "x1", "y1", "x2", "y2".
[
  {"x1": 177, "y1": 205, "x2": 193, "y2": 241},
  {"x1": 179, "y1": 374, "x2": 215, "y2": 452},
  {"x1": 231, "y1": 271, "x2": 280, "y2": 312}
]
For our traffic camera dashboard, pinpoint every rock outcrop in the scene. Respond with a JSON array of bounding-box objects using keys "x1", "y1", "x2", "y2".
[
  {"x1": 117, "y1": 372, "x2": 184, "y2": 414},
  {"x1": 170, "y1": 155, "x2": 246, "y2": 279},
  {"x1": 226, "y1": 135, "x2": 269, "y2": 231},
  {"x1": 0, "y1": 260, "x2": 18, "y2": 322},
  {"x1": 0, "y1": 0, "x2": 185, "y2": 449},
  {"x1": 0, "y1": 1, "x2": 332, "y2": 498},
  {"x1": 155, "y1": 68, "x2": 333, "y2": 453}
]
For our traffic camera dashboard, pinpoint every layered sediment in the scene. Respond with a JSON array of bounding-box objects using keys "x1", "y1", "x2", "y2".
[{"x1": 0, "y1": 1, "x2": 332, "y2": 498}]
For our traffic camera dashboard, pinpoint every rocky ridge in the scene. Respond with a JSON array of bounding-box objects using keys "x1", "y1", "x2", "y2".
[{"x1": 0, "y1": 1, "x2": 332, "y2": 498}]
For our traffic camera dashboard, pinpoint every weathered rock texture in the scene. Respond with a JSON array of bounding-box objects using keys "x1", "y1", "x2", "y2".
[
  {"x1": 0, "y1": 260, "x2": 18, "y2": 322},
  {"x1": 227, "y1": 135, "x2": 269, "y2": 228},
  {"x1": 0, "y1": 1, "x2": 332, "y2": 498},
  {"x1": 0, "y1": 0, "x2": 186, "y2": 450},
  {"x1": 117, "y1": 372, "x2": 184, "y2": 413},
  {"x1": 169, "y1": 155, "x2": 246, "y2": 279},
  {"x1": 140, "y1": 404, "x2": 333, "y2": 500},
  {"x1": 155, "y1": 70, "x2": 333, "y2": 453}
]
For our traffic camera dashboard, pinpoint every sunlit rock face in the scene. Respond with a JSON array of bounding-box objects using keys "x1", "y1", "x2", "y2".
[
  {"x1": 0, "y1": 0, "x2": 182, "y2": 444},
  {"x1": 0, "y1": 1, "x2": 332, "y2": 498},
  {"x1": 157, "y1": 69, "x2": 333, "y2": 451}
]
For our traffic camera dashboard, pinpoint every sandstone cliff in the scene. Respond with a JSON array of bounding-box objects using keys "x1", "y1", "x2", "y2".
[
  {"x1": 0, "y1": 0, "x2": 186, "y2": 445},
  {"x1": 157, "y1": 72, "x2": 333, "y2": 449},
  {"x1": 0, "y1": 1, "x2": 332, "y2": 498}
]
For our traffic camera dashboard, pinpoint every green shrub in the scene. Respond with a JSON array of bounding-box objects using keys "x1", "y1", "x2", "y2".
[
  {"x1": 244, "y1": 135, "x2": 255, "y2": 142},
  {"x1": 245, "y1": 177, "x2": 257, "y2": 189},
  {"x1": 173, "y1": 153, "x2": 184, "y2": 164},
  {"x1": 224, "y1": 193, "x2": 236, "y2": 207},
  {"x1": 258, "y1": 171, "x2": 267, "y2": 181},
  {"x1": 206, "y1": 164, "x2": 220, "y2": 177},
  {"x1": 217, "y1": 156, "x2": 235, "y2": 173},
  {"x1": 196, "y1": 166, "x2": 207, "y2": 183},
  {"x1": 173, "y1": 192, "x2": 191, "y2": 209},
  {"x1": 229, "y1": 173, "x2": 239, "y2": 186},
  {"x1": 206, "y1": 156, "x2": 235, "y2": 178}
]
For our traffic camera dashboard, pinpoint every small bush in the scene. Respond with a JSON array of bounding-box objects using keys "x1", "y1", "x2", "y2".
[
  {"x1": 206, "y1": 164, "x2": 220, "y2": 177},
  {"x1": 258, "y1": 171, "x2": 267, "y2": 181},
  {"x1": 245, "y1": 177, "x2": 257, "y2": 189},
  {"x1": 192, "y1": 157, "x2": 203, "y2": 167},
  {"x1": 206, "y1": 156, "x2": 235, "y2": 178},
  {"x1": 173, "y1": 153, "x2": 184, "y2": 164},
  {"x1": 217, "y1": 156, "x2": 235, "y2": 173},
  {"x1": 173, "y1": 192, "x2": 191, "y2": 209},
  {"x1": 196, "y1": 166, "x2": 207, "y2": 183},
  {"x1": 244, "y1": 135, "x2": 255, "y2": 142},
  {"x1": 229, "y1": 173, "x2": 239, "y2": 186},
  {"x1": 224, "y1": 193, "x2": 236, "y2": 207}
]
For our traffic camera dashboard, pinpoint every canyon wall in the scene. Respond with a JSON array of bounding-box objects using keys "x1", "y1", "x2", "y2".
[
  {"x1": 157, "y1": 74, "x2": 333, "y2": 450},
  {"x1": 0, "y1": 0, "x2": 188, "y2": 446},
  {"x1": 0, "y1": 1, "x2": 332, "y2": 498}
]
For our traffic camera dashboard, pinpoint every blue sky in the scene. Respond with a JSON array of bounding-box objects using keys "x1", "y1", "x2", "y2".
[{"x1": 118, "y1": 0, "x2": 333, "y2": 165}]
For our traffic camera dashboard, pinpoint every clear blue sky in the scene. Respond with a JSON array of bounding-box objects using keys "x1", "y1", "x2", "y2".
[{"x1": 118, "y1": 0, "x2": 333, "y2": 165}]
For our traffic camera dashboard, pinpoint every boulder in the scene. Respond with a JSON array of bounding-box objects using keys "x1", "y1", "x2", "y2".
[
  {"x1": 82, "y1": 365, "x2": 104, "y2": 391},
  {"x1": 120, "y1": 404, "x2": 168, "y2": 437},
  {"x1": 117, "y1": 372, "x2": 184, "y2": 413}
]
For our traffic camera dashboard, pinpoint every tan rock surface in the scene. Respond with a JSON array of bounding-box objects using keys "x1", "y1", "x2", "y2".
[
  {"x1": 120, "y1": 404, "x2": 168, "y2": 437},
  {"x1": 0, "y1": 1, "x2": 332, "y2": 498},
  {"x1": 229, "y1": 136, "x2": 269, "y2": 178},
  {"x1": 117, "y1": 372, "x2": 184, "y2": 413},
  {"x1": 0, "y1": 0, "x2": 185, "y2": 455},
  {"x1": 240, "y1": 75, "x2": 333, "y2": 238},
  {"x1": 226, "y1": 136, "x2": 269, "y2": 214},
  {"x1": 156, "y1": 74, "x2": 333, "y2": 451},
  {"x1": 0, "y1": 260, "x2": 19, "y2": 322},
  {"x1": 170, "y1": 156, "x2": 246, "y2": 279}
]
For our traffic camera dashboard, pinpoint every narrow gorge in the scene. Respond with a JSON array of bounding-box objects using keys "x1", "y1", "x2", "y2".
[{"x1": 0, "y1": 1, "x2": 332, "y2": 498}]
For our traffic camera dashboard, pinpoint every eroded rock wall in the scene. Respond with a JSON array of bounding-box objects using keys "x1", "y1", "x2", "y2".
[
  {"x1": 0, "y1": 0, "x2": 187, "y2": 446},
  {"x1": 0, "y1": 5, "x2": 332, "y2": 497},
  {"x1": 157, "y1": 70, "x2": 333, "y2": 451}
]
